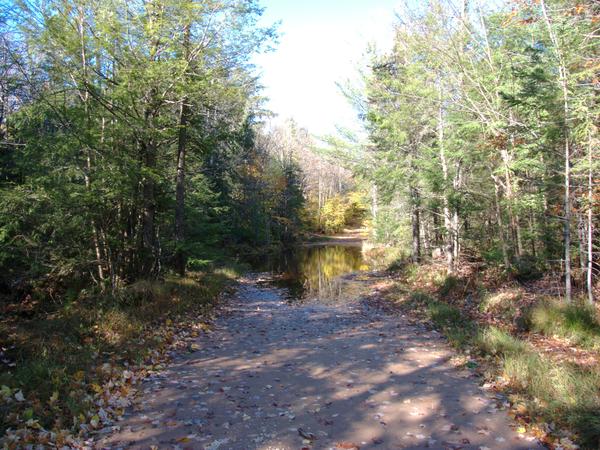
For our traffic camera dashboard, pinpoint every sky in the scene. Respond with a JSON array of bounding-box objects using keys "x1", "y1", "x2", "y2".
[{"x1": 253, "y1": 0, "x2": 404, "y2": 136}]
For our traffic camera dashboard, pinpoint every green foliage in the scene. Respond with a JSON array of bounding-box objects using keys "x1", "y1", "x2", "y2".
[
  {"x1": 0, "y1": 0, "x2": 305, "y2": 303},
  {"x1": 512, "y1": 255, "x2": 544, "y2": 282},
  {"x1": 353, "y1": 0, "x2": 600, "y2": 288},
  {"x1": 372, "y1": 206, "x2": 409, "y2": 245},
  {"x1": 0, "y1": 1, "x2": 308, "y2": 437}
]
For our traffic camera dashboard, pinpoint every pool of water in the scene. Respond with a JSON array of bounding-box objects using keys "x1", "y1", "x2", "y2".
[{"x1": 252, "y1": 243, "x2": 372, "y2": 302}]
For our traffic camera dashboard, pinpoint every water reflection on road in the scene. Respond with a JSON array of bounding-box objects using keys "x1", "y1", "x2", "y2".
[{"x1": 256, "y1": 244, "x2": 371, "y2": 302}]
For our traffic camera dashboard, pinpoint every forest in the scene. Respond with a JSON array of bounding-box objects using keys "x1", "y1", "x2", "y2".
[
  {"x1": 0, "y1": 0, "x2": 599, "y2": 448},
  {"x1": 343, "y1": 0, "x2": 599, "y2": 304},
  {"x1": 0, "y1": 0, "x2": 298, "y2": 291}
]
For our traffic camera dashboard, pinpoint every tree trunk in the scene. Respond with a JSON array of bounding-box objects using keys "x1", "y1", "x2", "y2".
[
  {"x1": 577, "y1": 210, "x2": 586, "y2": 277},
  {"x1": 500, "y1": 148, "x2": 521, "y2": 258},
  {"x1": 78, "y1": 6, "x2": 105, "y2": 282},
  {"x1": 452, "y1": 164, "x2": 462, "y2": 262},
  {"x1": 528, "y1": 209, "x2": 537, "y2": 258},
  {"x1": 371, "y1": 183, "x2": 378, "y2": 222},
  {"x1": 174, "y1": 99, "x2": 189, "y2": 276},
  {"x1": 174, "y1": 24, "x2": 191, "y2": 277},
  {"x1": 492, "y1": 175, "x2": 511, "y2": 267},
  {"x1": 438, "y1": 85, "x2": 454, "y2": 273},
  {"x1": 433, "y1": 207, "x2": 441, "y2": 248},
  {"x1": 138, "y1": 0, "x2": 162, "y2": 279},
  {"x1": 541, "y1": 0, "x2": 571, "y2": 302},
  {"x1": 452, "y1": 208, "x2": 459, "y2": 261},
  {"x1": 563, "y1": 135, "x2": 572, "y2": 302},
  {"x1": 587, "y1": 131, "x2": 594, "y2": 304},
  {"x1": 411, "y1": 186, "x2": 421, "y2": 263},
  {"x1": 141, "y1": 139, "x2": 158, "y2": 277}
]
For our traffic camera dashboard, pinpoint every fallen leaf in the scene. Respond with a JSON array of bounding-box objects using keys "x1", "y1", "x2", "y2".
[
  {"x1": 298, "y1": 427, "x2": 317, "y2": 441},
  {"x1": 74, "y1": 370, "x2": 85, "y2": 381},
  {"x1": 335, "y1": 442, "x2": 360, "y2": 450},
  {"x1": 14, "y1": 390, "x2": 25, "y2": 402}
]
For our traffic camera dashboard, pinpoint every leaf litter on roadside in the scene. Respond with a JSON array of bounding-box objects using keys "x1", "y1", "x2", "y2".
[{"x1": 0, "y1": 312, "x2": 219, "y2": 449}]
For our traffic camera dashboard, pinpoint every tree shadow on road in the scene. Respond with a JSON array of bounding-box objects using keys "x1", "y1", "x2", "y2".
[{"x1": 99, "y1": 281, "x2": 537, "y2": 450}]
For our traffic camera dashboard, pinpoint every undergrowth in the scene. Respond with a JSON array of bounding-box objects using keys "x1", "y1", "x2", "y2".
[
  {"x1": 427, "y1": 300, "x2": 475, "y2": 347},
  {"x1": 0, "y1": 267, "x2": 240, "y2": 436},
  {"x1": 478, "y1": 327, "x2": 600, "y2": 449}
]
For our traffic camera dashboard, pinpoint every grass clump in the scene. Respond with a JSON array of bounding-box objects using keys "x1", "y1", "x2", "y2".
[
  {"x1": 504, "y1": 352, "x2": 600, "y2": 448},
  {"x1": 437, "y1": 275, "x2": 461, "y2": 298},
  {"x1": 477, "y1": 326, "x2": 529, "y2": 356},
  {"x1": 428, "y1": 301, "x2": 461, "y2": 327},
  {"x1": 391, "y1": 262, "x2": 600, "y2": 448},
  {"x1": 409, "y1": 291, "x2": 435, "y2": 304},
  {"x1": 479, "y1": 290, "x2": 520, "y2": 322},
  {"x1": 477, "y1": 326, "x2": 600, "y2": 448},
  {"x1": 528, "y1": 300, "x2": 600, "y2": 349},
  {"x1": 427, "y1": 301, "x2": 475, "y2": 347},
  {"x1": 403, "y1": 291, "x2": 476, "y2": 348}
]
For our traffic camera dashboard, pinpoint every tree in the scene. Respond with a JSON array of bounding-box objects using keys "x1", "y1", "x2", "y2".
[
  {"x1": 353, "y1": 0, "x2": 597, "y2": 299},
  {"x1": 0, "y1": 0, "x2": 279, "y2": 298}
]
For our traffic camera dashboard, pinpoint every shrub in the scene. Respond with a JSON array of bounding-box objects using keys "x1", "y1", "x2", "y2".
[
  {"x1": 320, "y1": 196, "x2": 348, "y2": 234},
  {"x1": 512, "y1": 254, "x2": 543, "y2": 282}
]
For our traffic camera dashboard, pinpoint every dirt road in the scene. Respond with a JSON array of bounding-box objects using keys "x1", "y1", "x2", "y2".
[{"x1": 99, "y1": 276, "x2": 540, "y2": 449}]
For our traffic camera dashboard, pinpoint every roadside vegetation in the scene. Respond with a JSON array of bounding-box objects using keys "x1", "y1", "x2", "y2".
[
  {"x1": 0, "y1": 267, "x2": 242, "y2": 446},
  {"x1": 372, "y1": 261, "x2": 600, "y2": 449},
  {"x1": 0, "y1": 0, "x2": 302, "y2": 445}
]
